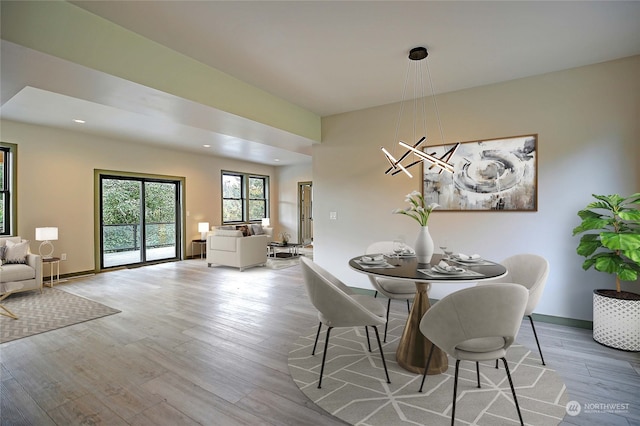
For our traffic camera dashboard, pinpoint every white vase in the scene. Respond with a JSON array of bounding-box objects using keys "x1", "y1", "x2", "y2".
[{"x1": 414, "y1": 226, "x2": 434, "y2": 264}]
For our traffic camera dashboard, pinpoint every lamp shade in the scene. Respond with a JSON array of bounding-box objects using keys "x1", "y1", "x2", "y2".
[
  {"x1": 35, "y1": 227, "x2": 58, "y2": 241},
  {"x1": 198, "y1": 222, "x2": 209, "y2": 240},
  {"x1": 261, "y1": 218, "x2": 271, "y2": 227}
]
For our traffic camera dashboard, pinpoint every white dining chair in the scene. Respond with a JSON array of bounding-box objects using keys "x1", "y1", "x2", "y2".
[
  {"x1": 418, "y1": 283, "x2": 528, "y2": 426},
  {"x1": 365, "y1": 241, "x2": 416, "y2": 342},
  {"x1": 477, "y1": 253, "x2": 550, "y2": 365},
  {"x1": 300, "y1": 256, "x2": 390, "y2": 388}
]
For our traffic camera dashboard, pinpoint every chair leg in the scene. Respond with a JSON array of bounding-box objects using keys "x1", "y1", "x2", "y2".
[
  {"x1": 495, "y1": 359, "x2": 499, "y2": 369},
  {"x1": 406, "y1": 299, "x2": 411, "y2": 313},
  {"x1": 312, "y1": 322, "x2": 322, "y2": 355},
  {"x1": 528, "y1": 315, "x2": 546, "y2": 365},
  {"x1": 501, "y1": 357, "x2": 524, "y2": 426},
  {"x1": 476, "y1": 361, "x2": 481, "y2": 388},
  {"x1": 372, "y1": 325, "x2": 391, "y2": 384},
  {"x1": 374, "y1": 290, "x2": 378, "y2": 298},
  {"x1": 318, "y1": 327, "x2": 333, "y2": 389},
  {"x1": 383, "y1": 298, "x2": 391, "y2": 342},
  {"x1": 418, "y1": 343, "x2": 436, "y2": 392},
  {"x1": 451, "y1": 359, "x2": 461, "y2": 426},
  {"x1": 365, "y1": 326, "x2": 372, "y2": 352}
]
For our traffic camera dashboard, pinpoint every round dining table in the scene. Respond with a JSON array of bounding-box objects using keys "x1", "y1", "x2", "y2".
[{"x1": 349, "y1": 253, "x2": 507, "y2": 375}]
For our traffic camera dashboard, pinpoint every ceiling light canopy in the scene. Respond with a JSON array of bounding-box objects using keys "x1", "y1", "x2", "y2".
[{"x1": 381, "y1": 47, "x2": 458, "y2": 177}]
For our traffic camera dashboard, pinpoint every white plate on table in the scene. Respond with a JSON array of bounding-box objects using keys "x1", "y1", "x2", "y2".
[
  {"x1": 397, "y1": 252, "x2": 416, "y2": 257},
  {"x1": 432, "y1": 265, "x2": 466, "y2": 274},
  {"x1": 360, "y1": 259, "x2": 387, "y2": 266},
  {"x1": 452, "y1": 256, "x2": 484, "y2": 264}
]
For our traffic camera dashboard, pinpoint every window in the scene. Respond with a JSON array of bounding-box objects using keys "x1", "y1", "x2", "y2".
[
  {"x1": 222, "y1": 171, "x2": 269, "y2": 223},
  {"x1": 0, "y1": 144, "x2": 15, "y2": 235}
]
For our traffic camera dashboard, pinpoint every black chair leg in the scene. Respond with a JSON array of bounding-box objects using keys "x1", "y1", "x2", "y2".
[
  {"x1": 372, "y1": 325, "x2": 391, "y2": 383},
  {"x1": 406, "y1": 299, "x2": 411, "y2": 313},
  {"x1": 312, "y1": 322, "x2": 322, "y2": 355},
  {"x1": 383, "y1": 299, "x2": 391, "y2": 342},
  {"x1": 476, "y1": 361, "x2": 481, "y2": 388},
  {"x1": 495, "y1": 359, "x2": 499, "y2": 369},
  {"x1": 317, "y1": 327, "x2": 333, "y2": 389},
  {"x1": 528, "y1": 315, "x2": 546, "y2": 365},
  {"x1": 365, "y1": 326, "x2": 372, "y2": 352},
  {"x1": 451, "y1": 359, "x2": 460, "y2": 426},
  {"x1": 418, "y1": 343, "x2": 436, "y2": 392},
  {"x1": 501, "y1": 357, "x2": 524, "y2": 426},
  {"x1": 374, "y1": 290, "x2": 378, "y2": 298}
]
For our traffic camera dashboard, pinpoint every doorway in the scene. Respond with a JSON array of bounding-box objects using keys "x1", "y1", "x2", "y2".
[
  {"x1": 298, "y1": 181, "x2": 313, "y2": 245},
  {"x1": 99, "y1": 174, "x2": 182, "y2": 269}
]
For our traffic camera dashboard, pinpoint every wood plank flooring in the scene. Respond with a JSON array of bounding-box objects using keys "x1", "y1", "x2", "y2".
[{"x1": 1, "y1": 259, "x2": 639, "y2": 425}]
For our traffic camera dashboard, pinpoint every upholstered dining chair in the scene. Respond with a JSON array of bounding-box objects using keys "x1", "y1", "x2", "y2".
[
  {"x1": 365, "y1": 241, "x2": 416, "y2": 342},
  {"x1": 418, "y1": 283, "x2": 528, "y2": 426},
  {"x1": 300, "y1": 256, "x2": 391, "y2": 388},
  {"x1": 477, "y1": 254, "x2": 550, "y2": 365}
]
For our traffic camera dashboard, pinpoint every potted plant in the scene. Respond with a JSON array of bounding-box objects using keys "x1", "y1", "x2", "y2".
[{"x1": 572, "y1": 193, "x2": 640, "y2": 351}]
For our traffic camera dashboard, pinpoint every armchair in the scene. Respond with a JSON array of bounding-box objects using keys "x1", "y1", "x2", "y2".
[
  {"x1": 0, "y1": 236, "x2": 43, "y2": 293},
  {"x1": 206, "y1": 229, "x2": 269, "y2": 271}
]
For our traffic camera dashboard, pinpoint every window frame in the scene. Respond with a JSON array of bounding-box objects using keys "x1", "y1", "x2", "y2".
[
  {"x1": 221, "y1": 171, "x2": 269, "y2": 224},
  {"x1": 0, "y1": 144, "x2": 16, "y2": 236}
]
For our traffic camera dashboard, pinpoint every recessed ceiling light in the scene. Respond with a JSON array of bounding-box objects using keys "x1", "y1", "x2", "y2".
[
  {"x1": 203, "y1": 144, "x2": 211, "y2": 148},
  {"x1": 73, "y1": 119, "x2": 85, "y2": 124},
  {"x1": 274, "y1": 159, "x2": 280, "y2": 162}
]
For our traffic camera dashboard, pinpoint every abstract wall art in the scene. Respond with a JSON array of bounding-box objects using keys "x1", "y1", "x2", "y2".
[{"x1": 423, "y1": 134, "x2": 538, "y2": 211}]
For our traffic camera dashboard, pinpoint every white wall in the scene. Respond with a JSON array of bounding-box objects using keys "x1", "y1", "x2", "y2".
[
  {"x1": 313, "y1": 56, "x2": 640, "y2": 322},
  {"x1": 0, "y1": 121, "x2": 278, "y2": 274}
]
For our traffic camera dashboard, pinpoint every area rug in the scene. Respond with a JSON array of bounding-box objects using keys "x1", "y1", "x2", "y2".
[
  {"x1": 266, "y1": 248, "x2": 313, "y2": 270},
  {"x1": 289, "y1": 312, "x2": 569, "y2": 426},
  {"x1": 266, "y1": 256, "x2": 301, "y2": 270},
  {"x1": 0, "y1": 287, "x2": 120, "y2": 344}
]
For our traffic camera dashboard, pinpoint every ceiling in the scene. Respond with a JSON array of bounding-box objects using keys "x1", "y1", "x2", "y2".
[{"x1": 2, "y1": 1, "x2": 640, "y2": 166}]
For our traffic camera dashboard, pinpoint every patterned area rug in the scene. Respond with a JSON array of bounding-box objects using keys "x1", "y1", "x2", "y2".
[
  {"x1": 0, "y1": 287, "x2": 120, "y2": 344},
  {"x1": 289, "y1": 313, "x2": 569, "y2": 425},
  {"x1": 265, "y1": 248, "x2": 313, "y2": 270},
  {"x1": 266, "y1": 257, "x2": 301, "y2": 270}
]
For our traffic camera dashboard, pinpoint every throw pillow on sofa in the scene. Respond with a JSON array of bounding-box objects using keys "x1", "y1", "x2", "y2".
[
  {"x1": 251, "y1": 224, "x2": 265, "y2": 235},
  {"x1": 236, "y1": 225, "x2": 251, "y2": 236},
  {"x1": 4, "y1": 239, "x2": 30, "y2": 264}
]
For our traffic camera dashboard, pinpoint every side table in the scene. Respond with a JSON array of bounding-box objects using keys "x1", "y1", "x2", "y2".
[
  {"x1": 191, "y1": 239, "x2": 206, "y2": 259},
  {"x1": 42, "y1": 257, "x2": 61, "y2": 288}
]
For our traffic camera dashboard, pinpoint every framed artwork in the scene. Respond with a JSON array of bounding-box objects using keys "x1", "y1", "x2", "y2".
[{"x1": 422, "y1": 134, "x2": 537, "y2": 211}]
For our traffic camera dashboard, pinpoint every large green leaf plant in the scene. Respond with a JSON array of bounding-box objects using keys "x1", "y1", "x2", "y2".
[{"x1": 572, "y1": 193, "x2": 640, "y2": 292}]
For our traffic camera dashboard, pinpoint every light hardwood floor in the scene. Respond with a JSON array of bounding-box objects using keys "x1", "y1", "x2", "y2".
[{"x1": 1, "y1": 259, "x2": 639, "y2": 425}]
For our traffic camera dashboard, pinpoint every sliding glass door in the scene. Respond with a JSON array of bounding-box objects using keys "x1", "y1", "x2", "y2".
[{"x1": 100, "y1": 175, "x2": 181, "y2": 269}]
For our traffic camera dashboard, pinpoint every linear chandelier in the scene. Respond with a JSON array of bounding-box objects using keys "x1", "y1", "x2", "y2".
[{"x1": 381, "y1": 47, "x2": 458, "y2": 177}]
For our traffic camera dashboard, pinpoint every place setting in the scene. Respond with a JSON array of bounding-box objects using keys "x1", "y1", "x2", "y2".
[
  {"x1": 417, "y1": 241, "x2": 489, "y2": 278},
  {"x1": 385, "y1": 238, "x2": 417, "y2": 259},
  {"x1": 353, "y1": 254, "x2": 396, "y2": 269},
  {"x1": 418, "y1": 259, "x2": 485, "y2": 278},
  {"x1": 449, "y1": 252, "x2": 497, "y2": 266}
]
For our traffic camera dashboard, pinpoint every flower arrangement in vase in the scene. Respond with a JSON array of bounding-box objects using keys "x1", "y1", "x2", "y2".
[
  {"x1": 393, "y1": 191, "x2": 440, "y2": 263},
  {"x1": 279, "y1": 231, "x2": 291, "y2": 245}
]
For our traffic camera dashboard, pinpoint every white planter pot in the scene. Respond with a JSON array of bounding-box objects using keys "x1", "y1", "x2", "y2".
[{"x1": 592, "y1": 290, "x2": 640, "y2": 352}]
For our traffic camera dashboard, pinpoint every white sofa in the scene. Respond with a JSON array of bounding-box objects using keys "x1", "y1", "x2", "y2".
[
  {"x1": 206, "y1": 229, "x2": 270, "y2": 271},
  {"x1": 0, "y1": 236, "x2": 43, "y2": 293}
]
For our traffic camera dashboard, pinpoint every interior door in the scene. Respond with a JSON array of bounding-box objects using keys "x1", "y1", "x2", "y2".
[{"x1": 298, "y1": 181, "x2": 313, "y2": 245}]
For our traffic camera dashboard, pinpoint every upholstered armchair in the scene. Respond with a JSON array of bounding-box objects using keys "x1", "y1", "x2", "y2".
[
  {"x1": 206, "y1": 229, "x2": 269, "y2": 271},
  {"x1": 0, "y1": 236, "x2": 43, "y2": 293}
]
